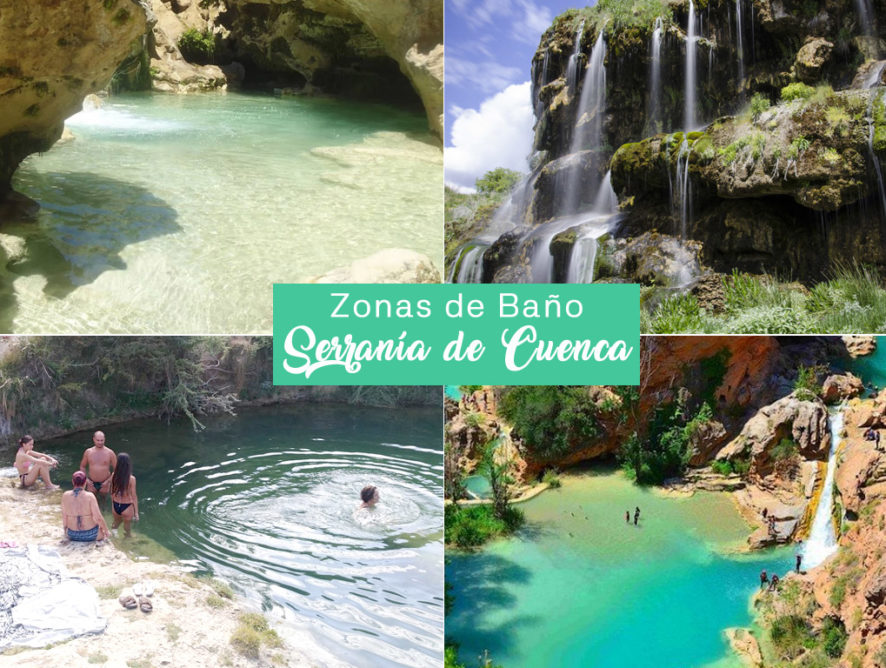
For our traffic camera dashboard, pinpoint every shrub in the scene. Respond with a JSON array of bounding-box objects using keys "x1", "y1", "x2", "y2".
[
  {"x1": 770, "y1": 614, "x2": 814, "y2": 658},
  {"x1": 781, "y1": 82, "x2": 816, "y2": 102},
  {"x1": 475, "y1": 168, "x2": 522, "y2": 195},
  {"x1": 444, "y1": 503, "x2": 524, "y2": 548},
  {"x1": 464, "y1": 411, "x2": 486, "y2": 428},
  {"x1": 772, "y1": 438, "x2": 799, "y2": 461},
  {"x1": 542, "y1": 470, "x2": 562, "y2": 488},
  {"x1": 822, "y1": 617, "x2": 848, "y2": 659},
  {"x1": 711, "y1": 460, "x2": 734, "y2": 475},
  {"x1": 750, "y1": 93, "x2": 771, "y2": 119},
  {"x1": 794, "y1": 364, "x2": 821, "y2": 401},
  {"x1": 178, "y1": 28, "x2": 216, "y2": 65}
]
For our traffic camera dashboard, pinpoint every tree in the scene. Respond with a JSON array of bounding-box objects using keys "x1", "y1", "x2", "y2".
[
  {"x1": 477, "y1": 439, "x2": 514, "y2": 519},
  {"x1": 444, "y1": 443, "x2": 467, "y2": 501},
  {"x1": 474, "y1": 168, "x2": 522, "y2": 196}
]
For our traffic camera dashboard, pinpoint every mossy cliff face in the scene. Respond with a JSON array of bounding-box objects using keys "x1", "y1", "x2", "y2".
[
  {"x1": 531, "y1": 0, "x2": 873, "y2": 161},
  {"x1": 221, "y1": 0, "x2": 443, "y2": 136},
  {"x1": 0, "y1": 0, "x2": 150, "y2": 197},
  {"x1": 610, "y1": 88, "x2": 886, "y2": 280}
]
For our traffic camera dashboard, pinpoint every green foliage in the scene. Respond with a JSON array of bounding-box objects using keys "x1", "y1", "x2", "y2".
[
  {"x1": 444, "y1": 444, "x2": 467, "y2": 501},
  {"x1": 788, "y1": 135, "x2": 811, "y2": 159},
  {"x1": 750, "y1": 93, "x2": 771, "y2": 120},
  {"x1": 772, "y1": 438, "x2": 799, "y2": 461},
  {"x1": 444, "y1": 645, "x2": 466, "y2": 668},
  {"x1": 769, "y1": 614, "x2": 815, "y2": 659},
  {"x1": 464, "y1": 411, "x2": 486, "y2": 428},
  {"x1": 475, "y1": 168, "x2": 522, "y2": 196},
  {"x1": 711, "y1": 460, "x2": 734, "y2": 475},
  {"x1": 569, "y1": 0, "x2": 671, "y2": 33},
  {"x1": 478, "y1": 439, "x2": 515, "y2": 519},
  {"x1": 231, "y1": 613, "x2": 282, "y2": 659},
  {"x1": 444, "y1": 503, "x2": 524, "y2": 548},
  {"x1": 699, "y1": 351, "x2": 730, "y2": 405},
  {"x1": 542, "y1": 470, "x2": 562, "y2": 488},
  {"x1": 458, "y1": 385, "x2": 482, "y2": 396},
  {"x1": 645, "y1": 263, "x2": 886, "y2": 334},
  {"x1": 781, "y1": 82, "x2": 816, "y2": 102},
  {"x1": 499, "y1": 387, "x2": 599, "y2": 461},
  {"x1": 178, "y1": 28, "x2": 217, "y2": 65},
  {"x1": 619, "y1": 400, "x2": 712, "y2": 484},
  {"x1": 793, "y1": 365, "x2": 821, "y2": 401},
  {"x1": 822, "y1": 617, "x2": 848, "y2": 658}
]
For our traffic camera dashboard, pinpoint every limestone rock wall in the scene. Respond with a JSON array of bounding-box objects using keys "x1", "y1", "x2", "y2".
[{"x1": 0, "y1": 0, "x2": 151, "y2": 196}]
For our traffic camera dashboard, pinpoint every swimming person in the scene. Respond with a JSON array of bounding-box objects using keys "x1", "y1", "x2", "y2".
[
  {"x1": 110, "y1": 453, "x2": 139, "y2": 537},
  {"x1": 61, "y1": 471, "x2": 110, "y2": 542},
  {"x1": 80, "y1": 431, "x2": 116, "y2": 499},
  {"x1": 360, "y1": 485, "x2": 380, "y2": 508},
  {"x1": 14, "y1": 435, "x2": 59, "y2": 489}
]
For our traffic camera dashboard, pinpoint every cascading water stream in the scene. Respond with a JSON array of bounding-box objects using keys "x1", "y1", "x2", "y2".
[
  {"x1": 647, "y1": 18, "x2": 664, "y2": 133},
  {"x1": 854, "y1": 0, "x2": 879, "y2": 57},
  {"x1": 803, "y1": 408, "x2": 844, "y2": 569},
  {"x1": 866, "y1": 92, "x2": 886, "y2": 221},
  {"x1": 566, "y1": 21, "x2": 586, "y2": 93},
  {"x1": 685, "y1": 0, "x2": 697, "y2": 131},
  {"x1": 735, "y1": 0, "x2": 745, "y2": 93}
]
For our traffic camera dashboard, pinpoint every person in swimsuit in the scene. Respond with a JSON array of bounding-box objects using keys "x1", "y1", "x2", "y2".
[
  {"x1": 14, "y1": 435, "x2": 59, "y2": 489},
  {"x1": 79, "y1": 431, "x2": 116, "y2": 500},
  {"x1": 61, "y1": 471, "x2": 109, "y2": 542},
  {"x1": 360, "y1": 485, "x2": 380, "y2": 508},
  {"x1": 110, "y1": 453, "x2": 139, "y2": 537}
]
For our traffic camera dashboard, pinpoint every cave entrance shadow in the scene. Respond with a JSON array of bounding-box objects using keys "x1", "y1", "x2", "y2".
[{"x1": 0, "y1": 171, "x2": 180, "y2": 301}]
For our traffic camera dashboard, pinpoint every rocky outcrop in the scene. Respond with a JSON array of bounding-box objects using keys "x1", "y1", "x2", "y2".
[
  {"x1": 822, "y1": 372, "x2": 865, "y2": 403},
  {"x1": 716, "y1": 393, "x2": 831, "y2": 469},
  {"x1": 0, "y1": 0, "x2": 151, "y2": 198},
  {"x1": 221, "y1": 0, "x2": 443, "y2": 137},
  {"x1": 844, "y1": 335, "x2": 878, "y2": 358}
]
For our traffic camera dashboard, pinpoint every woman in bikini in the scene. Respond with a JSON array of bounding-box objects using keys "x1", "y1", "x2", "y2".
[
  {"x1": 14, "y1": 435, "x2": 59, "y2": 490},
  {"x1": 61, "y1": 471, "x2": 109, "y2": 542},
  {"x1": 110, "y1": 453, "x2": 139, "y2": 537}
]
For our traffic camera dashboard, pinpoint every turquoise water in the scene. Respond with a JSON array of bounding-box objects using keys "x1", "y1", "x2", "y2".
[
  {"x1": 464, "y1": 474, "x2": 491, "y2": 499},
  {"x1": 4, "y1": 92, "x2": 442, "y2": 333},
  {"x1": 43, "y1": 405, "x2": 443, "y2": 667},
  {"x1": 851, "y1": 337, "x2": 886, "y2": 388},
  {"x1": 446, "y1": 471, "x2": 792, "y2": 667},
  {"x1": 444, "y1": 385, "x2": 461, "y2": 400}
]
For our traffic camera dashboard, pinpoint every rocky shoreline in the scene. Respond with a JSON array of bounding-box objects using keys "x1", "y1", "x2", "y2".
[{"x1": 0, "y1": 476, "x2": 312, "y2": 667}]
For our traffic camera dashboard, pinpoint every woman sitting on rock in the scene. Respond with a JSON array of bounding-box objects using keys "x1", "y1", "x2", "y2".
[
  {"x1": 14, "y1": 435, "x2": 59, "y2": 490},
  {"x1": 61, "y1": 471, "x2": 110, "y2": 542}
]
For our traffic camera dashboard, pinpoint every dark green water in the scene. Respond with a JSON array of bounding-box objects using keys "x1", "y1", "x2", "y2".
[
  {"x1": 447, "y1": 470, "x2": 792, "y2": 667},
  {"x1": 40, "y1": 405, "x2": 443, "y2": 667}
]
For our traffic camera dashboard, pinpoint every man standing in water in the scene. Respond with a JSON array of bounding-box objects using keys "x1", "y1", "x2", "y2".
[
  {"x1": 634, "y1": 507, "x2": 640, "y2": 526},
  {"x1": 625, "y1": 510, "x2": 630, "y2": 524},
  {"x1": 796, "y1": 552, "x2": 803, "y2": 573},
  {"x1": 80, "y1": 431, "x2": 116, "y2": 501}
]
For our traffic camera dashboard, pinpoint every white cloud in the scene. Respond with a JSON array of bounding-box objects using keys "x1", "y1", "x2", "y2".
[
  {"x1": 445, "y1": 56, "x2": 524, "y2": 95},
  {"x1": 445, "y1": 82, "x2": 534, "y2": 191},
  {"x1": 512, "y1": 1, "x2": 553, "y2": 45}
]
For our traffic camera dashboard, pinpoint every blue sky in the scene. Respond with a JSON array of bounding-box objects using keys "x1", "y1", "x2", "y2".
[{"x1": 445, "y1": 0, "x2": 584, "y2": 190}]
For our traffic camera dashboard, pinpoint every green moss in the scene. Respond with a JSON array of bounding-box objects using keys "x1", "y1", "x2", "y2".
[
  {"x1": 103, "y1": 0, "x2": 117, "y2": 9},
  {"x1": 230, "y1": 614, "x2": 283, "y2": 659},
  {"x1": 23, "y1": 104, "x2": 39, "y2": 117},
  {"x1": 112, "y1": 8, "x2": 130, "y2": 25}
]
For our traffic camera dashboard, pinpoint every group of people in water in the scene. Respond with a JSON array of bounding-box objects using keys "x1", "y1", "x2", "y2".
[
  {"x1": 624, "y1": 507, "x2": 641, "y2": 526},
  {"x1": 13, "y1": 431, "x2": 139, "y2": 543}
]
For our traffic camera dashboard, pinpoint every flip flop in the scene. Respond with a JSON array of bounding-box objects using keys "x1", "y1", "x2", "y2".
[
  {"x1": 118, "y1": 594, "x2": 137, "y2": 610},
  {"x1": 132, "y1": 583, "x2": 143, "y2": 597},
  {"x1": 138, "y1": 596, "x2": 152, "y2": 613},
  {"x1": 141, "y1": 581, "x2": 154, "y2": 597}
]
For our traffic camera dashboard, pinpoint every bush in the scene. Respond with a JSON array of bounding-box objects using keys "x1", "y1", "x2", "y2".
[
  {"x1": 499, "y1": 387, "x2": 599, "y2": 461},
  {"x1": 750, "y1": 93, "x2": 771, "y2": 119},
  {"x1": 475, "y1": 168, "x2": 522, "y2": 195},
  {"x1": 821, "y1": 617, "x2": 847, "y2": 659},
  {"x1": 781, "y1": 82, "x2": 816, "y2": 102},
  {"x1": 770, "y1": 614, "x2": 814, "y2": 658},
  {"x1": 711, "y1": 460, "x2": 734, "y2": 475},
  {"x1": 542, "y1": 470, "x2": 562, "y2": 488},
  {"x1": 772, "y1": 438, "x2": 799, "y2": 461},
  {"x1": 444, "y1": 503, "x2": 524, "y2": 548},
  {"x1": 464, "y1": 411, "x2": 486, "y2": 428},
  {"x1": 794, "y1": 364, "x2": 821, "y2": 401},
  {"x1": 178, "y1": 28, "x2": 216, "y2": 65}
]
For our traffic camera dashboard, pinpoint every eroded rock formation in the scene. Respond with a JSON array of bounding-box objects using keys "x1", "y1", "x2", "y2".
[{"x1": 0, "y1": 0, "x2": 150, "y2": 197}]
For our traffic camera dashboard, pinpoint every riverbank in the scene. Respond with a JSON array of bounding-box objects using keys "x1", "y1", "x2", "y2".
[{"x1": 0, "y1": 476, "x2": 309, "y2": 667}]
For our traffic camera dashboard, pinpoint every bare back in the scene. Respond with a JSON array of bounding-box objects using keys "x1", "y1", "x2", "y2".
[{"x1": 61, "y1": 490, "x2": 100, "y2": 531}]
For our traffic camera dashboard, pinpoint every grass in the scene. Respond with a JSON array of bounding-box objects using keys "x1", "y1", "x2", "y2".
[
  {"x1": 644, "y1": 264, "x2": 886, "y2": 333},
  {"x1": 88, "y1": 654, "x2": 108, "y2": 664},
  {"x1": 197, "y1": 574, "x2": 234, "y2": 599},
  {"x1": 542, "y1": 470, "x2": 562, "y2": 488},
  {"x1": 206, "y1": 594, "x2": 227, "y2": 608},
  {"x1": 125, "y1": 661, "x2": 151, "y2": 668},
  {"x1": 95, "y1": 584, "x2": 121, "y2": 599},
  {"x1": 230, "y1": 613, "x2": 283, "y2": 659},
  {"x1": 166, "y1": 623, "x2": 182, "y2": 643}
]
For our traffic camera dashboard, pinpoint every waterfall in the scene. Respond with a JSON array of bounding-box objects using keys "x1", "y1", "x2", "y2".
[
  {"x1": 673, "y1": 138, "x2": 692, "y2": 238},
  {"x1": 684, "y1": 0, "x2": 697, "y2": 130},
  {"x1": 647, "y1": 18, "x2": 664, "y2": 133},
  {"x1": 565, "y1": 172, "x2": 618, "y2": 283},
  {"x1": 566, "y1": 21, "x2": 585, "y2": 93},
  {"x1": 534, "y1": 49, "x2": 551, "y2": 117},
  {"x1": 855, "y1": 0, "x2": 879, "y2": 57},
  {"x1": 450, "y1": 245, "x2": 488, "y2": 283},
  {"x1": 562, "y1": 29, "x2": 607, "y2": 214},
  {"x1": 866, "y1": 92, "x2": 886, "y2": 221},
  {"x1": 735, "y1": 0, "x2": 745, "y2": 93},
  {"x1": 803, "y1": 408, "x2": 844, "y2": 568}
]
